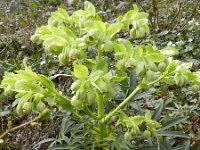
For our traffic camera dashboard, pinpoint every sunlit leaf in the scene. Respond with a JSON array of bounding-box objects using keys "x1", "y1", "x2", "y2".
[{"x1": 73, "y1": 64, "x2": 89, "y2": 79}]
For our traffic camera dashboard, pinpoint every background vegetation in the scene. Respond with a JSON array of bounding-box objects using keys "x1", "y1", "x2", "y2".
[{"x1": 0, "y1": 0, "x2": 199, "y2": 149}]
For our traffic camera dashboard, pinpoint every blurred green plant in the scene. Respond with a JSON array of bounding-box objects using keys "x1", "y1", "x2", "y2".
[{"x1": 0, "y1": 1, "x2": 199, "y2": 149}]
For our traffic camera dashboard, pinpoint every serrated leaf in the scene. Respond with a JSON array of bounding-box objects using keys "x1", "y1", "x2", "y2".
[
  {"x1": 96, "y1": 58, "x2": 108, "y2": 73},
  {"x1": 157, "y1": 131, "x2": 191, "y2": 139},
  {"x1": 104, "y1": 41, "x2": 113, "y2": 52},
  {"x1": 136, "y1": 61, "x2": 145, "y2": 75},
  {"x1": 131, "y1": 116, "x2": 145, "y2": 125},
  {"x1": 118, "y1": 39, "x2": 133, "y2": 51},
  {"x1": 162, "y1": 77, "x2": 175, "y2": 85},
  {"x1": 16, "y1": 70, "x2": 38, "y2": 81},
  {"x1": 136, "y1": 27, "x2": 146, "y2": 38},
  {"x1": 111, "y1": 76, "x2": 127, "y2": 82},
  {"x1": 160, "y1": 47, "x2": 179, "y2": 56},
  {"x1": 162, "y1": 116, "x2": 187, "y2": 131},
  {"x1": 16, "y1": 82, "x2": 44, "y2": 93},
  {"x1": 106, "y1": 23, "x2": 122, "y2": 38},
  {"x1": 172, "y1": 140, "x2": 190, "y2": 150},
  {"x1": 145, "y1": 53, "x2": 166, "y2": 62},
  {"x1": 152, "y1": 101, "x2": 164, "y2": 120},
  {"x1": 84, "y1": 1, "x2": 95, "y2": 17},
  {"x1": 73, "y1": 64, "x2": 89, "y2": 79},
  {"x1": 58, "y1": 8, "x2": 69, "y2": 20},
  {"x1": 96, "y1": 21, "x2": 106, "y2": 32},
  {"x1": 166, "y1": 60, "x2": 177, "y2": 73},
  {"x1": 89, "y1": 70, "x2": 104, "y2": 82},
  {"x1": 57, "y1": 100, "x2": 74, "y2": 112},
  {"x1": 38, "y1": 75, "x2": 55, "y2": 92},
  {"x1": 145, "y1": 110, "x2": 152, "y2": 122}
]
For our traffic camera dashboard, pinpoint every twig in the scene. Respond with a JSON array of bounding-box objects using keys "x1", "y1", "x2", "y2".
[
  {"x1": 171, "y1": 1, "x2": 185, "y2": 30},
  {"x1": 152, "y1": 0, "x2": 159, "y2": 31},
  {"x1": 156, "y1": 133, "x2": 160, "y2": 150},
  {"x1": 136, "y1": 0, "x2": 154, "y2": 28},
  {"x1": 0, "y1": 115, "x2": 41, "y2": 140},
  {"x1": 49, "y1": 74, "x2": 72, "y2": 80},
  {"x1": 177, "y1": 1, "x2": 199, "y2": 32}
]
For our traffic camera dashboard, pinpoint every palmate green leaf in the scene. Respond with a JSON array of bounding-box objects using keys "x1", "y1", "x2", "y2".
[
  {"x1": 135, "y1": 61, "x2": 145, "y2": 75},
  {"x1": 161, "y1": 116, "x2": 187, "y2": 131},
  {"x1": 118, "y1": 39, "x2": 133, "y2": 52},
  {"x1": 118, "y1": 5, "x2": 138, "y2": 24},
  {"x1": 166, "y1": 59, "x2": 177, "y2": 73},
  {"x1": 57, "y1": 100, "x2": 74, "y2": 112},
  {"x1": 145, "y1": 109, "x2": 152, "y2": 122},
  {"x1": 15, "y1": 82, "x2": 45, "y2": 94},
  {"x1": 106, "y1": 23, "x2": 123, "y2": 39},
  {"x1": 157, "y1": 131, "x2": 191, "y2": 139},
  {"x1": 118, "y1": 4, "x2": 149, "y2": 38},
  {"x1": 111, "y1": 76, "x2": 127, "y2": 82},
  {"x1": 134, "y1": 12, "x2": 149, "y2": 20},
  {"x1": 95, "y1": 21, "x2": 106, "y2": 33},
  {"x1": 152, "y1": 101, "x2": 164, "y2": 120},
  {"x1": 16, "y1": 70, "x2": 38, "y2": 81},
  {"x1": 160, "y1": 47, "x2": 179, "y2": 56},
  {"x1": 96, "y1": 58, "x2": 108, "y2": 73},
  {"x1": 18, "y1": 91, "x2": 32, "y2": 104},
  {"x1": 130, "y1": 28, "x2": 136, "y2": 38},
  {"x1": 38, "y1": 75, "x2": 55, "y2": 92},
  {"x1": 84, "y1": 1, "x2": 96, "y2": 17},
  {"x1": 185, "y1": 71, "x2": 196, "y2": 80},
  {"x1": 35, "y1": 26, "x2": 52, "y2": 35},
  {"x1": 89, "y1": 70, "x2": 104, "y2": 82},
  {"x1": 0, "y1": 72, "x2": 21, "y2": 88},
  {"x1": 136, "y1": 27, "x2": 146, "y2": 38},
  {"x1": 145, "y1": 53, "x2": 166, "y2": 63},
  {"x1": 57, "y1": 8, "x2": 69, "y2": 20},
  {"x1": 63, "y1": 27, "x2": 76, "y2": 39},
  {"x1": 42, "y1": 35, "x2": 67, "y2": 54},
  {"x1": 134, "y1": 46, "x2": 143, "y2": 58},
  {"x1": 49, "y1": 10, "x2": 68, "y2": 26},
  {"x1": 131, "y1": 116, "x2": 145, "y2": 125},
  {"x1": 102, "y1": 72, "x2": 113, "y2": 82},
  {"x1": 41, "y1": 33, "x2": 68, "y2": 45},
  {"x1": 162, "y1": 77, "x2": 175, "y2": 85},
  {"x1": 73, "y1": 64, "x2": 89, "y2": 79},
  {"x1": 113, "y1": 42, "x2": 127, "y2": 59},
  {"x1": 44, "y1": 96, "x2": 56, "y2": 106},
  {"x1": 104, "y1": 40, "x2": 113, "y2": 52}
]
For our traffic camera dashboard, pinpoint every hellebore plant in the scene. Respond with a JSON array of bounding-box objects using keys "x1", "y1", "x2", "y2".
[{"x1": 0, "y1": 1, "x2": 199, "y2": 149}]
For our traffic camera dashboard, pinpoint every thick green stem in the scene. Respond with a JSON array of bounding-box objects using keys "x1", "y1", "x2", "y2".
[
  {"x1": 0, "y1": 114, "x2": 41, "y2": 139},
  {"x1": 97, "y1": 93, "x2": 104, "y2": 119},
  {"x1": 56, "y1": 93, "x2": 101, "y2": 133},
  {"x1": 147, "y1": 74, "x2": 166, "y2": 86},
  {"x1": 56, "y1": 92, "x2": 71, "y2": 103},
  {"x1": 104, "y1": 74, "x2": 166, "y2": 123},
  {"x1": 97, "y1": 44, "x2": 102, "y2": 61},
  {"x1": 105, "y1": 86, "x2": 141, "y2": 123},
  {"x1": 73, "y1": 111, "x2": 100, "y2": 133},
  {"x1": 83, "y1": 104, "x2": 100, "y2": 120}
]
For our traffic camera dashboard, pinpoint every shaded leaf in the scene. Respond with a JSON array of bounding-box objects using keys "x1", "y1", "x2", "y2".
[
  {"x1": 162, "y1": 116, "x2": 187, "y2": 131},
  {"x1": 152, "y1": 101, "x2": 164, "y2": 120},
  {"x1": 73, "y1": 64, "x2": 88, "y2": 79},
  {"x1": 157, "y1": 131, "x2": 191, "y2": 139},
  {"x1": 145, "y1": 53, "x2": 166, "y2": 62}
]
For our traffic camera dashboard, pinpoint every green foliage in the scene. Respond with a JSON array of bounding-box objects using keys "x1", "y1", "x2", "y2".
[
  {"x1": 0, "y1": 61, "x2": 72, "y2": 116},
  {"x1": 0, "y1": 1, "x2": 199, "y2": 149}
]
